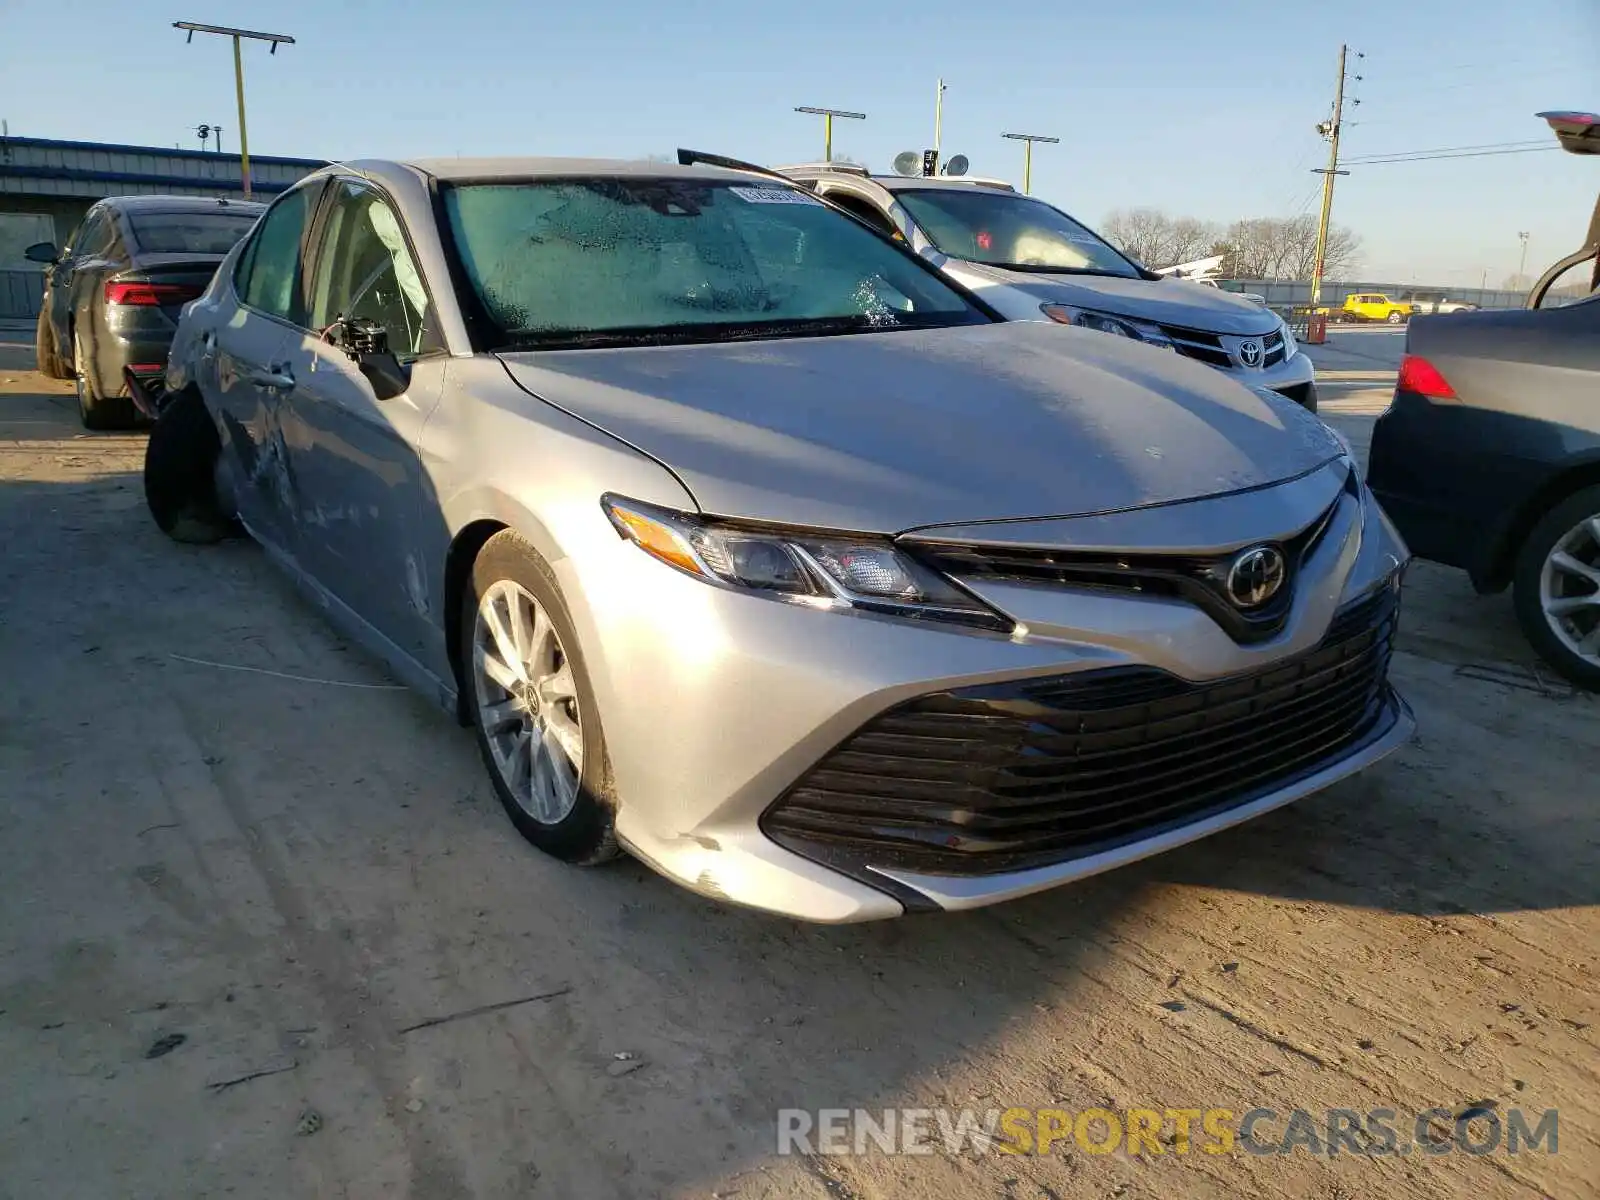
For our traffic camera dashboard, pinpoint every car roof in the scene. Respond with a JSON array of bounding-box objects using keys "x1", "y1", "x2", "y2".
[
  {"x1": 101, "y1": 195, "x2": 265, "y2": 214},
  {"x1": 780, "y1": 165, "x2": 1017, "y2": 193},
  {"x1": 402, "y1": 156, "x2": 762, "y2": 185}
]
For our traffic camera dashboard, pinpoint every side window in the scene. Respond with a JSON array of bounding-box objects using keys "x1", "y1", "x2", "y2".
[
  {"x1": 309, "y1": 180, "x2": 437, "y2": 357},
  {"x1": 236, "y1": 186, "x2": 313, "y2": 324},
  {"x1": 73, "y1": 211, "x2": 113, "y2": 259}
]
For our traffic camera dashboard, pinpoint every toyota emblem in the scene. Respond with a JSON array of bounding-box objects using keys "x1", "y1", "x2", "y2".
[
  {"x1": 1237, "y1": 338, "x2": 1264, "y2": 368},
  {"x1": 1225, "y1": 545, "x2": 1286, "y2": 608}
]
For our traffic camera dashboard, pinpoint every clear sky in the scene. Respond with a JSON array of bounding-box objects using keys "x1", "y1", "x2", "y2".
[{"x1": 3, "y1": 0, "x2": 1595, "y2": 287}]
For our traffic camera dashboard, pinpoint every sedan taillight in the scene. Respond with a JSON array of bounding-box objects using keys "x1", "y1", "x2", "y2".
[
  {"x1": 1396, "y1": 353, "x2": 1457, "y2": 400},
  {"x1": 105, "y1": 281, "x2": 202, "y2": 306}
]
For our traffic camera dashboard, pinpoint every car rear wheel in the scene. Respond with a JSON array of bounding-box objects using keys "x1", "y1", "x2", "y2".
[
  {"x1": 75, "y1": 329, "x2": 136, "y2": 430},
  {"x1": 1386, "y1": 311, "x2": 1405, "y2": 325},
  {"x1": 1513, "y1": 485, "x2": 1600, "y2": 690},
  {"x1": 464, "y1": 530, "x2": 619, "y2": 865},
  {"x1": 143, "y1": 387, "x2": 234, "y2": 544},
  {"x1": 34, "y1": 309, "x2": 68, "y2": 379}
]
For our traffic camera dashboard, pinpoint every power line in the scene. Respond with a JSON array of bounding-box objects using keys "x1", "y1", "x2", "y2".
[{"x1": 1345, "y1": 145, "x2": 1559, "y2": 166}]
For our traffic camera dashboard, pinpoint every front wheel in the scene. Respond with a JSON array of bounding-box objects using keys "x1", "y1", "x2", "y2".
[
  {"x1": 463, "y1": 530, "x2": 619, "y2": 865},
  {"x1": 1386, "y1": 311, "x2": 1405, "y2": 325},
  {"x1": 1512, "y1": 484, "x2": 1600, "y2": 690},
  {"x1": 143, "y1": 388, "x2": 234, "y2": 543},
  {"x1": 35, "y1": 308, "x2": 68, "y2": 379}
]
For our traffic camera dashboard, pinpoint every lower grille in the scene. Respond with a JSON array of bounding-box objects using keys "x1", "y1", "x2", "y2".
[{"x1": 764, "y1": 586, "x2": 1400, "y2": 877}]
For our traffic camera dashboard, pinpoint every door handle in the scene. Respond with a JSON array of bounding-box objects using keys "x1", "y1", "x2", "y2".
[{"x1": 248, "y1": 366, "x2": 295, "y2": 391}]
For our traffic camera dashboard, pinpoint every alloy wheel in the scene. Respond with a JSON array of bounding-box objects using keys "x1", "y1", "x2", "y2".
[
  {"x1": 1539, "y1": 513, "x2": 1600, "y2": 666},
  {"x1": 470, "y1": 578, "x2": 584, "y2": 824}
]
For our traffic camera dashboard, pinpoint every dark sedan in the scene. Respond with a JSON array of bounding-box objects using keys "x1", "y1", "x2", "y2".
[
  {"x1": 1368, "y1": 110, "x2": 1600, "y2": 687},
  {"x1": 29, "y1": 195, "x2": 263, "y2": 429}
]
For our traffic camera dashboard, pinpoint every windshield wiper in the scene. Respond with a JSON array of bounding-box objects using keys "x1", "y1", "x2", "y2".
[{"x1": 499, "y1": 314, "x2": 942, "y2": 351}]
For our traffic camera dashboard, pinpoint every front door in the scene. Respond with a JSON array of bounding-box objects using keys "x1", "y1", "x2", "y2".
[{"x1": 277, "y1": 176, "x2": 445, "y2": 666}]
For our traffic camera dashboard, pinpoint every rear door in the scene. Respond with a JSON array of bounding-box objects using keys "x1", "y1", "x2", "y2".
[
  {"x1": 277, "y1": 175, "x2": 446, "y2": 664},
  {"x1": 207, "y1": 181, "x2": 326, "y2": 555}
]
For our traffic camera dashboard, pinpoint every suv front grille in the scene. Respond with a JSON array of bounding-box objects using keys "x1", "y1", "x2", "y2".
[
  {"x1": 1159, "y1": 325, "x2": 1286, "y2": 370},
  {"x1": 763, "y1": 585, "x2": 1400, "y2": 878}
]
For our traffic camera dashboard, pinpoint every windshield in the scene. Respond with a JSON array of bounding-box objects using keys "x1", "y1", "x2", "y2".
[
  {"x1": 127, "y1": 210, "x2": 260, "y2": 255},
  {"x1": 441, "y1": 177, "x2": 988, "y2": 349},
  {"x1": 894, "y1": 188, "x2": 1142, "y2": 278}
]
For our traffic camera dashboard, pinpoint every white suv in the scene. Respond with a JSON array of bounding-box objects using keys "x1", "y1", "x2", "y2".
[{"x1": 780, "y1": 164, "x2": 1318, "y2": 411}]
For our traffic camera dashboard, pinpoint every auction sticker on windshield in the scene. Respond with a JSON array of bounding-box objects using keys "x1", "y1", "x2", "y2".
[{"x1": 729, "y1": 186, "x2": 821, "y2": 205}]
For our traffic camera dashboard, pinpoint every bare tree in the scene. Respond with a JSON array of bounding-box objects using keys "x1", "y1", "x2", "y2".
[
  {"x1": 1100, "y1": 208, "x2": 1221, "y2": 270},
  {"x1": 1216, "y1": 216, "x2": 1360, "y2": 280}
]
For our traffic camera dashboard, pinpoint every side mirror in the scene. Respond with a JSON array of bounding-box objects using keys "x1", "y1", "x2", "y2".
[
  {"x1": 24, "y1": 242, "x2": 59, "y2": 264},
  {"x1": 329, "y1": 317, "x2": 410, "y2": 401}
]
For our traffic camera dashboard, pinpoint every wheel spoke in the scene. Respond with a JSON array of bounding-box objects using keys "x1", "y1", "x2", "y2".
[
  {"x1": 481, "y1": 600, "x2": 524, "y2": 683},
  {"x1": 480, "y1": 697, "x2": 522, "y2": 734},
  {"x1": 528, "y1": 606, "x2": 554, "y2": 677},
  {"x1": 507, "y1": 591, "x2": 533, "y2": 666},
  {"x1": 1546, "y1": 593, "x2": 1600, "y2": 616},
  {"x1": 543, "y1": 708, "x2": 583, "y2": 771},
  {"x1": 539, "y1": 662, "x2": 576, "y2": 705},
  {"x1": 506, "y1": 728, "x2": 533, "y2": 790},
  {"x1": 541, "y1": 726, "x2": 579, "y2": 816},
  {"x1": 476, "y1": 645, "x2": 521, "y2": 693},
  {"x1": 1585, "y1": 517, "x2": 1600, "y2": 549},
  {"x1": 1550, "y1": 550, "x2": 1600, "y2": 590}
]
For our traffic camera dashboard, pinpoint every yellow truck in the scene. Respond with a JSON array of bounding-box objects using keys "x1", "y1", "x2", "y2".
[{"x1": 1336, "y1": 292, "x2": 1413, "y2": 324}]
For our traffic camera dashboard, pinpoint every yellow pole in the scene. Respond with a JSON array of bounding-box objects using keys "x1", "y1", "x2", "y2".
[
  {"x1": 232, "y1": 34, "x2": 252, "y2": 200},
  {"x1": 824, "y1": 113, "x2": 833, "y2": 162},
  {"x1": 1023, "y1": 140, "x2": 1032, "y2": 194}
]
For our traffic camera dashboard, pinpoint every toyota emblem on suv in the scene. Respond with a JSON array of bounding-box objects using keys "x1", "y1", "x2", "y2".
[
  {"x1": 1237, "y1": 338, "x2": 1264, "y2": 368},
  {"x1": 1226, "y1": 545, "x2": 1286, "y2": 607}
]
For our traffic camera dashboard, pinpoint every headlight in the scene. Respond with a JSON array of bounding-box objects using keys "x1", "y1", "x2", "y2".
[
  {"x1": 1040, "y1": 304, "x2": 1173, "y2": 350},
  {"x1": 1278, "y1": 316, "x2": 1298, "y2": 359},
  {"x1": 601, "y1": 495, "x2": 1010, "y2": 631}
]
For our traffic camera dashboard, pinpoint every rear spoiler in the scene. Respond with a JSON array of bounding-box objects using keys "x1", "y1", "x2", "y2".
[{"x1": 675, "y1": 149, "x2": 794, "y2": 183}]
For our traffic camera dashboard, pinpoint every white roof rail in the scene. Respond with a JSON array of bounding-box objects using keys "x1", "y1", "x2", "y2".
[{"x1": 773, "y1": 162, "x2": 871, "y2": 177}]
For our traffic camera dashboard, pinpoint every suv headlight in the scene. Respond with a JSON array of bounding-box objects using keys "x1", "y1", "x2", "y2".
[
  {"x1": 601, "y1": 496, "x2": 1010, "y2": 631},
  {"x1": 1040, "y1": 303, "x2": 1173, "y2": 349}
]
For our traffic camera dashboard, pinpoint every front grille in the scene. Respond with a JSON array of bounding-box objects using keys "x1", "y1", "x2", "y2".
[
  {"x1": 1159, "y1": 324, "x2": 1285, "y2": 371},
  {"x1": 912, "y1": 481, "x2": 1350, "y2": 645},
  {"x1": 764, "y1": 585, "x2": 1400, "y2": 878}
]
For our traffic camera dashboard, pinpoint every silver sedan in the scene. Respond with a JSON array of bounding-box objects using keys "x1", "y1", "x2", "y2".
[{"x1": 144, "y1": 156, "x2": 1413, "y2": 922}]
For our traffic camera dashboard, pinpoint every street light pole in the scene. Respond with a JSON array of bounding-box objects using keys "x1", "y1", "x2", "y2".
[
  {"x1": 794, "y1": 106, "x2": 866, "y2": 163},
  {"x1": 175, "y1": 21, "x2": 295, "y2": 200},
  {"x1": 1001, "y1": 131, "x2": 1059, "y2": 194},
  {"x1": 1518, "y1": 231, "x2": 1531, "y2": 282},
  {"x1": 934, "y1": 78, "x2": 947, "y2": 159}
]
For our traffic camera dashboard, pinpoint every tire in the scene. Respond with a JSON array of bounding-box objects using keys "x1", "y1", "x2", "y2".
[
  {"x1": 1386, "y1": 311, "x2": 1405, "y2": 325},
  {"x1": 143, "y1": 387, "x2": 234, "y2": 544},
  {"x1": 1512, "y1": 484, "x2": 1600, "y2": 690},
  {"x1": 462, "y1": 530, "x2": 619, "y2": 865},
  {"x1": 75, "y1": 328, "x2": 137, "y2": 430},
  {"x1": 35, "y1": 308, "x2": 68, "y2": 379}
]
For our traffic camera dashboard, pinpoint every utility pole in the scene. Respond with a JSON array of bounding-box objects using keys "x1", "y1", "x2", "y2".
[
  {"x1": 175, "y1": 22, "x2": 295, "y2": 200},
  {"x1": 1309, "y1": 44, "x2": 1357, "y2": 307},
  {"x1": 794, "y1": 106, "x2": 866, "y2": 163},
  {"x1": 934, "y1": 79, "x2": 947, "y2": 160},
  {"x1": 1518, "y1": 231, "x2": 1531, "y2": 282},
  {"x1": 1001, "y1": 131, "x2": 1059, "y2": 194}
]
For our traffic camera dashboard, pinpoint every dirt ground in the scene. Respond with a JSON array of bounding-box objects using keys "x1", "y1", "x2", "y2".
[{"x1": 1, "y1": 330, "x2": 1596, "y2": 1200}]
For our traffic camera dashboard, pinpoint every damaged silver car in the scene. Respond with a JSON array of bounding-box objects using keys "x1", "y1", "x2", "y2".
[{"x1": 142, "y1": 156, "x2": 1413, "y2": 922}]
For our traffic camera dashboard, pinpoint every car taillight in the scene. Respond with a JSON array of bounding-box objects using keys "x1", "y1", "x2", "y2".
[
  {"x1": 1397, "y1": 353, "x2": 1457, "y2": 400},
  {"x1": 104, "y1": 281, "x2": 201, "y2": 306}
]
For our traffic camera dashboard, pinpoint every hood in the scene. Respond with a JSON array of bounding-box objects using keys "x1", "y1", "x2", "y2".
[
  {"x1": 944, "y1": 260, "x2": 1280, "y2": 335},
  {"x1": 498, "y1": 321, "x2": 1342, "y2": 535}
]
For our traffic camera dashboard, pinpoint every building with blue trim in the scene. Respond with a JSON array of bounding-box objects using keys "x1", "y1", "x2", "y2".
[{"x1": 1, "y1": 134, "x2": 325, "y2": 320}]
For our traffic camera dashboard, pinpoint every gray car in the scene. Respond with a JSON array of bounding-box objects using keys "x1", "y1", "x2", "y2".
[
  {"x1": 29, "y1": 195, "x2": 264, "y2": 428},
  {"x1": 142, "y1": 157, "x2": 1412, "y2": 922},
  {"x1": 778, "y1": 165, "x2": 1319, "y2": 411}
]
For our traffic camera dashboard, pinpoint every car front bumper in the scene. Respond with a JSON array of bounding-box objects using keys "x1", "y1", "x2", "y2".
[
  {"x1": 1225, "y1": 348, "x2": 1317, "y2": 411},
  {"x1": 556, "y1": 472, "x2": 1411, "y2": 923}
]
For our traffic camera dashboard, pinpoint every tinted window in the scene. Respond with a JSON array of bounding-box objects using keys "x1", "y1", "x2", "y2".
[
  {"x1": 237, "y1": 187, "x2": 312, "y2": 323},
  {"x1": 309, "y1": 180, "x2": 438, "y2": 356},
  {"x1": 128, "y1": 210, "x2": 260, "y2": 255},
  {"x1": 443, "y1": 177, "x2": 984, "y2": 349},
  {"x1": 895, "y1": 188, "x2": 1141, "y2": 278},
  {"x1": 74, "y1": 211, "x2": 116, "y2": 258}
]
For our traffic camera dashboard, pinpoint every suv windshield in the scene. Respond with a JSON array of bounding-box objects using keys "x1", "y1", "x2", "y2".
[
  {"x1": 442, "y1": 177, "x2": 988, "y2": 349},
  {"x1": 127, "y1": 210, "x2": 261, "y2": 255},
  {"x1": 894, "y1": 188, "x2": 1142, "y2": 278}
]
